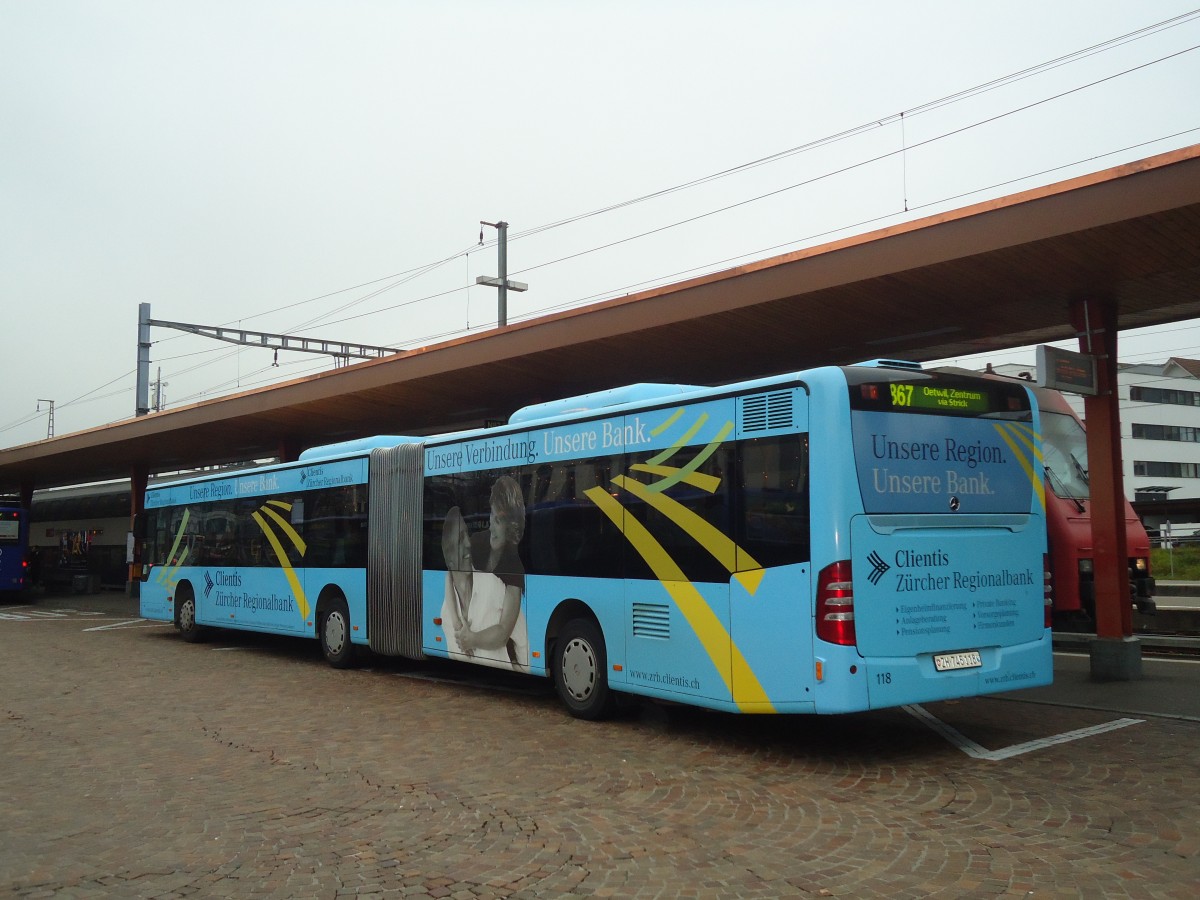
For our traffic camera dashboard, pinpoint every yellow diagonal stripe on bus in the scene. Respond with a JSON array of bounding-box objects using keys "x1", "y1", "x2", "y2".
[
  {"x1": 643, "y1": 421, "x2": 734, "y2": 494},
  {"x1": 993, "y1": 422, "x2": 1045, "y2": 512},
  {"x1": 584, "y1": 486, "x2": 773, "y2": 712},
  {"x1": 1011, "y1": 421, "x2": 1046, "y2": 464},
  {"x1": 252, "y1": 511, "x2": 311, "y2": 619},
  {"x1": 266, "y1": 500, "x2": 291, "y2": 511},
  {"x1": 998, "y1": 420, "x2": 1044, "y2": 472},
  {"x1": 647, "y1": 412, "x2": 709, "y2": 466},
  {"x1": 1008, "y1": 423, "x2": 1046, "y2": 511},
  {"x1": 628, "y1": 463, "x2": 721, "y2": 494},
  {"x1": 260, "y1": 505, "x2": 307, "y2": 556},
  {"x1": 160, "y1": 545, "x2": 191, "y2": 588},
  {"x1": 156, "y1": 508, "x2": 191, "y2": 584},
  {"x1": 650, "y1": 407, "x2": 686, "y2": 437},
  {"x1": 613, "y1": 475, "x2": 765, "y2": 595},
  {"x1": 1007, "y1": 422, "x2": 1044, "y2": 464}
]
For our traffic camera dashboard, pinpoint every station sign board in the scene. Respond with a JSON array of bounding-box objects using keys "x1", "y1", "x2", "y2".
[{"x1": 1036, "y1": 345, "x2": 1098, "y2": 396}]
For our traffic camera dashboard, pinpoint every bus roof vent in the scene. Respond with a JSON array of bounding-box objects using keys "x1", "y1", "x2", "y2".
[
  {"x1": 739, "y1": 390, "x2": 795, "y2": 434},
  {"x1": 299, "y1": 436, "x2": 423, "y2": 462},
  {"x1": 856, "y1": 359, "x2": 923, "y2": 370},
  {"x1": 508, "y1": 383, "x2": 700, "y2": 425}
]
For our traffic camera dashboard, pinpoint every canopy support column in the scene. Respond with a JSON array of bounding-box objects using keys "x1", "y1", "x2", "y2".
[
  {"x1": 128, "y1": 464, "x2": 148, "y2": 598},
  {"x1": 1073, "y1": 298, "x2": 1140, "y2": 680}
]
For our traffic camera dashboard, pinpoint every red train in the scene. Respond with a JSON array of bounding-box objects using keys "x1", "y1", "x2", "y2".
[
  {"x1": 1033, "y1": 382, "x2": 1155, "y2": 627},
  {"x1": 938, "y1": 368, "x2": 1155, "y2": 628}
]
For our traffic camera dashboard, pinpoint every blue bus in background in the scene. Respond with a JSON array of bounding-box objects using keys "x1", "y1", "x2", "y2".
[
  {"x1": 140, "y1": 361, "x2": 1053, "y2": 719},
  {"x1": 0, "y1": 506, "x2": 30, "y2": 596}
]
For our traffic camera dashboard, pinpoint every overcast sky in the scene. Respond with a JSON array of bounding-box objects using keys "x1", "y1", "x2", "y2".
[{"x1": 3, "y1": 1, "x2": 1199, "y2": 450}]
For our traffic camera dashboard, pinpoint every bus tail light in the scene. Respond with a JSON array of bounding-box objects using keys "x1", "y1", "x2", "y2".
[
  {"x1": 1043, "y1": 553, "x2": 1053, "y2": 629},
  {"x1": 816, "y1": 560, "x2": 856, "y2": 646}
]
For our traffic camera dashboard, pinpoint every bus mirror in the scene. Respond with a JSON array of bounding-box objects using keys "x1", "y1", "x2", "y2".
[{"x1": 132, "y1": 513, "x2": 146, "y2": 540}]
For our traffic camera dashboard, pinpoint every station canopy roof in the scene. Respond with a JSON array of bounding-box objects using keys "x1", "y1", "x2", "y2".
[{"x1": 4, "y1": 144, "x2": 1200, "y2": 492}]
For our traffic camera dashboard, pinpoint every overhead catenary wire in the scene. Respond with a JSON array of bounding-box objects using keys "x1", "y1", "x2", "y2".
[
  {"x1": 16, "y1": 11, "x2": 1199, "y2": 442},
  {"x1": 0, "y1": 369, "x2": 137, "y2": 436},
  {"x1": 159, "y1": 7, "x2": 1200, "y2": 353},
  {"x1": 493, "y1": 126, "x2": 1200, "y2": 331}
]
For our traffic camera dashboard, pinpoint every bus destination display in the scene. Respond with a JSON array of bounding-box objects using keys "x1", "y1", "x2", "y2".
[{"x1": 888, "y1": 383, "x2": 989, "y2": 413}]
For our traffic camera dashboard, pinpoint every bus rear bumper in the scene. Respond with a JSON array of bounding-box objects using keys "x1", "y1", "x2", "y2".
[{"x1": 857, "y1": 631, "x2": 1054, "y2": 711}]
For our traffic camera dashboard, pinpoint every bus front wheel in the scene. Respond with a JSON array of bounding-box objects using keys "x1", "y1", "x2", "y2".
[
  {"x1": 320, "y1": 596, "x2": 356, "y2": 669},
  {"x1": 176, "y1": 584, "x2": 207, "y2": 643},
  {"x1": 553, "y1": 618, "x2": 615, "y2": 721}
]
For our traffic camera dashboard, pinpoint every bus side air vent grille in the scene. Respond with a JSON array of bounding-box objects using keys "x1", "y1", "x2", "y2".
[
  {"x1": 740, "y1": 390, "x2": 794, "y2": 434},
  {"x1": 632, "y1": 602, "x2": 670, "y2": 639}
]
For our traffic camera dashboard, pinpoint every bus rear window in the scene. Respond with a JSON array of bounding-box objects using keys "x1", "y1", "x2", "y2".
[{"x1": 0, "y1": 517, "x2": 19, "y2": 543}]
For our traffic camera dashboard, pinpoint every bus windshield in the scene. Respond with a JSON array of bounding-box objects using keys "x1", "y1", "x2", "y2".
[
  {"x1": 1040, "y1": 409, "x2": 1089, "y2": 500},
  {"x1": 845, "y1": 370, "x2": 1036, "y2": 515},
  {"x1": 0, "y1": 513, "x2": 20, "y2": 543}
]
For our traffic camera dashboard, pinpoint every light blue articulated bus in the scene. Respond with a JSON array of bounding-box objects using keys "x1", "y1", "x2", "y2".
[{"x1": 139, "y1": 361, "x2": 1053, "y2": 719}]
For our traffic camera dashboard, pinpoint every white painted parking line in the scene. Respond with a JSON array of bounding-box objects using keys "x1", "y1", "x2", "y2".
[
  {"x1": 83, "y1": 619, "x2": 158, "y2": 632},
  {"x1": 0, "y1": 609, "x2": 165, "y2": 628},
  {"x1": 905, "y1": 703, "x2": 1143, "y2": 760},
  {"x1": 0, "y1": 609, "x2": 69, "y2": 620}
]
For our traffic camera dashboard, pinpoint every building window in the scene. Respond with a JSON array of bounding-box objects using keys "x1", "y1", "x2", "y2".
[
  {"x1": 1133, "y1": 460, "x2": 1200, "y2": 478},
  {"x1": 1130, "y1": 385, "x2": 1200, "y2": 407},
  {"x1": 1131, "y1": 423, "x2": 1200, "y2": 442}
]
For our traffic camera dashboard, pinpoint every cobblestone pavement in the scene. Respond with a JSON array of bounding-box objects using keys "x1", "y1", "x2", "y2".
[{"x1": 2, "y1": 594, "x2": 1197, "y2": 898}]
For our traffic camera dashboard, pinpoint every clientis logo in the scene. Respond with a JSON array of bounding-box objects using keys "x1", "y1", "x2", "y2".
[
  {"x1": 203, "y1": 570, "x2": 242, "y2": 597},
  {"x1": 867, "y1": 551, "x2": 890, "y2": 585}
]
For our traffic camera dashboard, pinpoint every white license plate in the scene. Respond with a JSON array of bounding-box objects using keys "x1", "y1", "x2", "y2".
[{"x1": 933, "y1": 650, "x2": 982, "y2": 672}]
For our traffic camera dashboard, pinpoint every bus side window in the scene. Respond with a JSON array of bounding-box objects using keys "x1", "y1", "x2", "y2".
[
  {"x1": 624, "y1": 444, "x2": 734, "y2": 584},
  {"x1": 738, "y1": 435, "x2": 810, "y2": 569},
  {"x1": 527, "y1": 456, "x2": 624, "y2": 579}
]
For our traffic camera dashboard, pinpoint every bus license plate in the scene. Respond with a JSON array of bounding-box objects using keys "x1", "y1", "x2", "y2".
[{"x1": 933, "y1": 651, "x2": 982, "y2": 672}]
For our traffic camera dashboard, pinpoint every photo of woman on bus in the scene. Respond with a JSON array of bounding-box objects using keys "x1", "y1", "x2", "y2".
[{"x1": 439, "y1": 474, "x2": 530, "y2": 671}]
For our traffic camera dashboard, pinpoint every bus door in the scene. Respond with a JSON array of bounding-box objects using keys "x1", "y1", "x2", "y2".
[
  {"x1": 614, "y1": 398, "x2": 739, "y2": 708},
  {"x1": 727, "y1": 399, "x2": 812, "y2": 712}
]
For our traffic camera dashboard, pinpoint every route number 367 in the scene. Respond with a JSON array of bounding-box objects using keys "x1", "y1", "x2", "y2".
[{"x1": 889, "y1": 384, "x2": 914, "y2": 407}]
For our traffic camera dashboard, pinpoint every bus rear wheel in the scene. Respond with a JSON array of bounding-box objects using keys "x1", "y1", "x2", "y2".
[
  {"x1": 320, "y1": 596, "x2": 356, "y2": 669},
  {"x1": 553, "y1": 617, "x2": 615, "y2": 720},
  {"x1": 176, "y1": 584, "x2": 207, "y2": 643}
]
